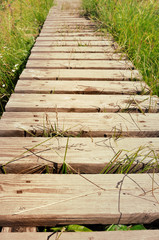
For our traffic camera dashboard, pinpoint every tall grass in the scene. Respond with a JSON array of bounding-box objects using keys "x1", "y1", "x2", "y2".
[
  {"x1": 0, "y1": 0, "x2": 54, "y2": 115},
  {"x1": 82, "y1": 0, "x2": 159, "y2": 96}
]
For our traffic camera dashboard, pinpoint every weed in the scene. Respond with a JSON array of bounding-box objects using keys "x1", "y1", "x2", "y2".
[
  {"x1": 100, "y1": 145, "x2": 159, "y2": 174},
  {"x1": 0, "y1": 0, "x2": 54, "y2": 115},
  {"x1": 82, "y1": 0, "x2": 159, "y2": 96}
]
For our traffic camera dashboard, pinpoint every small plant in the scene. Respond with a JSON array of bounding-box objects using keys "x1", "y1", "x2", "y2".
[
  {"x1": 106, "y1": 224, "x2": 146, "y2": 231},
  {"x1": 0, "y1": 0, "x2": 54, "y2": 115},
  {"x1": 100, "y1": 145, "x2": 159, "y2": 174},
  {"x1": 41, "y1": 223, "x2": 146, "y2": 233},
  {"x1": 50, "y1": 224, "x2": 92, "y2": 232},
  {"x1": 82, "y1": 0, "x2": 159, "y2": 96}
]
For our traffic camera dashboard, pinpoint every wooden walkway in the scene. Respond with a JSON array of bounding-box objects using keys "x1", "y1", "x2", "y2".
[{"x1": 0, "y1": 0, "x2": 159, "y2": 239}]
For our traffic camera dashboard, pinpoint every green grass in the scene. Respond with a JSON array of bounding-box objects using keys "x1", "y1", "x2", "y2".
[
  {"x1": 39, "y1": 223, "x2": 146, "y2": 233},
  {"x1": 82, "y1": 0, "x2": 159, "y2": 96},
  {"x1": 0, "y1": 0, "x2": 54, "y2": 115}
]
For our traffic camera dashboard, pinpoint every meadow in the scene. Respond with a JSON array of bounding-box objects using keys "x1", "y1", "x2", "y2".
[
  {"x1": 82, "y1": 0, "x2": 159, "y2": 96},
  {"x1": 0, "y1": 0, "x2": 54, "y2": 115}
]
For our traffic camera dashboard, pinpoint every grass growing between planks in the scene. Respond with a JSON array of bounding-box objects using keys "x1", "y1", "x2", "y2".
[
  {"x1": 0, "y1": 0, "x2": 54, "y2": 115},
  {"x1": 82, "y1": 0, "x2": 159, "y2": 96},
  {"x1": 39, "y1": 224, "x2": 146, "y2": 233}
]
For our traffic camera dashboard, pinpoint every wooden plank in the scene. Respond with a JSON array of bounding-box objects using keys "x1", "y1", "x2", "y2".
[
  {"x1": 29, "y1": 52, "x2": 126, "y2": 60},
  {"x1": 31, "y1": 46, "x2": 119, "y2": 53},
  {"x1": 41, "y1": 27, "x2": 96, "y2": 31},
  {"x1": 34, "y1": 40, "x2": 113, "y2": 47},
  {"x1": 14, "y1": 80, "x2": 150, "y2": 95},
  {"x1": 43, "y1": 22, "x2": 94, "y2": 26},
  {"x1": 1, "y1": 231, "x2": 159, "y2": 240},
  {"x1": 29, "y1": 53, "x2": 127, "y2": 61},
  {"x1": 0, "y1": 112, "x2": 159, "y2": 137},
  {"x1": 0, "y1": 137, "x2": 158, "y2": 174},
  {"x1": 19, "y1": 69, "x2": 141, "y2": 81},
  {"x1": 44, "y1": 18, "x2": 92, "y2": 21},
  {"x1": 5, "y1": 94, "x2": 158, "y2": 113},
  {"x1": 1, "y1": 227, "x2": 36, "y2": 232},
  {"x1": 44, "y1": 19, "x2": 93, "y2": 23},
  {"x1": 36, "y1": 36, "x2": 111, "y2": 41},
  {"x1": 31, "y1": 45, "x2": 118, "y2": 52},
  {"x1": 46, "y1": 17, "x2": 85, "y2": 20},
  {"x1": 42, "y1": 18, "x2": 93, "y2": 23},
  {"x1": 39, "y1": 32, "x2": 108, "y2": 36},
  {"x1": 0, "y1": 174, "x2": 159, "y2": 225},
  {"x1": 42, "y1": 25, "x2": 96, "y2": 29},
  {"x1": 46, "y1": 15, "x2": 86, "y2": 18},
  {"x1": 40, "y1": 29, "x2": 97, "y2": 33},
  {"x1": 26, "y1": 60, "x2": 133, "y2": 69}
]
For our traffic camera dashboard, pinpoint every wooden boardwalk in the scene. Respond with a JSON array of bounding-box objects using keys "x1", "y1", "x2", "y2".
[{"x1": 0, "y1": 0, "x2": 159, "y2": 239}]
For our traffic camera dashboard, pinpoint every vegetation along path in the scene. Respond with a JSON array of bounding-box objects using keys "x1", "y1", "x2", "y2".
[{"x1": 0, "y1": 0, "x2": 159, "y2": 239}]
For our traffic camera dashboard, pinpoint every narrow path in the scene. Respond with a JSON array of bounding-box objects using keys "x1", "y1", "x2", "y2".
[{"x1": 0, "y1": 0, "x2": 159, "y2": 239}]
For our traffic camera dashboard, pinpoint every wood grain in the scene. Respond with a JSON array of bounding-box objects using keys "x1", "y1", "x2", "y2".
[
  {"x1": 29, "y1": 52, "x2": 126, "y2": 60},
  {"x1": 1, "y1": 231, "x2": 159, "y2": 240},
  {"x1": 0, "y1": 137, "x2": 158, "y2": 173},
  {"x1": 34, "y1": 40, "x2": 113, "y2": 46},
  {"x1": 31, "y1": 46, "x2": 118, "y2": 53},
  {"x1": 26, "y1": 59, "x2": 134, "y2": 69},
  {"x1": 39, "y1": 32, "x2": 107, "y2": 37},
  {"x1": 42, "y1": 24, "x2": 96, "y2": 28},
  {"x1": 1, "y1": 112, "x2": 159, "y2": 137},
  {"x1": 14, "y1": 80, "x2": 150, "y2": 95},
  {"x1": 1, "y1": 227, "x2": 36, "y2": 232},
  {"x1": 36, "y1": 36, "x2": 111, "y2": 41},
  {"x1": 19, "y1": 69, "x2": 141, "y2": 81},
  {"x1": 0, "y1": 174, "x2": 159, "y2": 226},
  {"x1": 0, "y1": 0, "x2": 159, "y2": 233},
  {"x1": 39, "y1": 31, "x2": 110, "y2": 37},
  {"x1": 40, "y1": 29, "x2": 96, "y2": 33},
  {"x1": 5, "y1": 94, "x2": 158, "y2": 113}
]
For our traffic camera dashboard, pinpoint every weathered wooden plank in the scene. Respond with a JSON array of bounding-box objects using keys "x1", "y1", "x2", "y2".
[
  {"x1": 19, "y1": 69, "x2": 141, "y2": 81},
  {"x1": 43, "y1": 17, "x2": 91, "y2": 20},
  {"x1": 26, "y1": 60, "x2": 133, "y2": 69},
  {"x1": 1, "y1": 231, "x2": 159, "y2": 240},
  {"x1": 41, "y1": 28, "x2": 96, "y2": 32},
  {"x1": 29, "y1": 52, "x2": 125, "y2": 60},
  {"x1": 40, "y1": 29, "x2": 96, "y2": 33},
  {"x1": 47, "y1": 13, "x2": 80, "y2": 16},
  {"x1": 0, "y1": 137, "x2": 158, "y2": 174},
  {"x1": 5, "y1": 94, "x2": 158, "y2": 113},
  {"x1": 34, "y1": 40, "x2": 113, "y2": 46},
  {"x1": 44, "y1": 17, "x2": 91, "y2": 21},
  {"x1": 42, "y1": 26, "x2": 96, "y2": 31},
  {"x1": 43, "y1": 22, "x2": 94, "y2": 26},
  {"x1": 36, "y1": 36, "x2": 111, "y2": 41},
  {"x1": 39, "y1": 32, "x2": 108, "y2": 36},
  {"x1": 1, "y1": 227, "x2": 36, "y2": 232},
  {"x1": 43, "y1": 21, "x2": 96, "y2": 26},
  {"x1": 0, "y1": 112, "x2": 159, "y2": 137},
  {"x1": 31, "y1": 46, "x2": 118, "y2": 53},
  {"x1": 0, "y1": 174, "x2": 159, "y2": 226},
  {"x1": 44, "y1": 19, "x2": 92, "y2": 23},
  {"x1": 14, "y1": 80, "x2": 150, "y2": 95}
]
